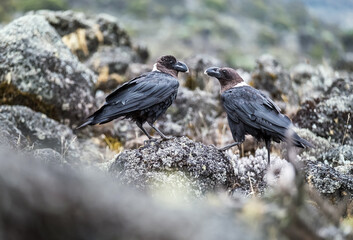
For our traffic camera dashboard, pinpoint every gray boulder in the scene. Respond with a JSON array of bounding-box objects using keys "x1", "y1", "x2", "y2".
[
  {"x1": 160, "y1": 87, "x2": 222, "y2": 139},
  {"x1": 304, "y1": 160, "x2": 353, "y2": 199},
  {"x1": 86, "y1": 46, "x2": 143, "y2": 91},
  {"x1": 319, "y1": 145, "x2": 353, "y2": 173},
  {"x1": 0, "y1": 15, "x2": 96, "y2": 125},
  {"x1": 252, "y1": 54, "x2": 299, "y2": 106},
  {"x1": 290, "y1": 63, "x2": 334, "y2": 103},
  {"x1": 184, "y1": 54, "x2": 223, "y2": 93},
  {"x1": 32, "y1": 10, "x2": 128, "y2": 59},
  {"x1": 109, "y1": 136, "x2": 235, "y2": 196},
  {"x1": 32, "y1": 10, "x2": 149, "y2": 62},
  {"x1": 294, "y1": 77, "x2": 353, "y2": 145},
  {"x1": 0, "y1": 105, "x2": 80, "y2": 162}
]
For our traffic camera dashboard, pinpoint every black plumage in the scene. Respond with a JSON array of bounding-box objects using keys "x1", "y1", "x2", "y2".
[
  {"x1": 205, "y1": 67, "x2": 313, "y2": 163},
  {"x1": 77, "y1": 55, "x2": 188, "y2": 139}
]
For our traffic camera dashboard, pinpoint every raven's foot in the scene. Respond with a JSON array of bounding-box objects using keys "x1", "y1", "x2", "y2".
[
  {"x1": 218, "y1": 146, "x2": 231, "y2": 151},
  {"x1": 217, "y1": 142, "x2": 241, "y2": 151}
]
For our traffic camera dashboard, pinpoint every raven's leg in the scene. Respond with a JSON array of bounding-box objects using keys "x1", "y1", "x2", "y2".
[
  {"x1": 136, "y1": 122, "x2": 154, "y2": 140},
  {"x1": 218, "y1": 142, "x2": 242, "y2": 151},
  {"x1": 265, "y1": 139, "x2": 271, "y2": 164},
  {"x1": 148, "y1": 122, "x2": 172, "y2": 140}
]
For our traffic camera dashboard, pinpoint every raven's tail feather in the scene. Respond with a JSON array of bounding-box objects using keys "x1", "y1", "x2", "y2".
[
  {"x1": 76, "y1": 104, "x2": 123, "y2": 129},
  {"x1": 76, "y1": 116, "x2": 95, "y2": 129},
  {"x1": 291, "y1": 132, "x2": 314, "y2": 148}
]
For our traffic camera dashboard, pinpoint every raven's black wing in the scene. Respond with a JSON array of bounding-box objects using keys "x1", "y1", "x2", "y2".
[
  {"x1": 222, "y1": 86, "x2": 313, "y2": 147},
  {"x1": 222, "y1": 86, "x2": 290, "y2": 138},
  {"x1": 78, "y1": 71, "x2": 179, "y2": 127}
]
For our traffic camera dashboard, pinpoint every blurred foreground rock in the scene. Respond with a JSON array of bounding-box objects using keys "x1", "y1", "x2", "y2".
[
  {"x1": 0, "y1": 147, "x2": 260, "y2": 240},
  {"x1": 0, "y1": 15, "x2": 96, "y2": 125},
  {"x1": 0, "y1": 143, "x2": 351, "y2": 240}
]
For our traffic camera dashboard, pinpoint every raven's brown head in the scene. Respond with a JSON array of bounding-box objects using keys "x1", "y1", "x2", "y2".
[
  {"x1": 153, "y1": 55, "x2": 188, "y2": 78},
  {"x1": 204, "y1": 67, "x2": 245, "y2": 92}
]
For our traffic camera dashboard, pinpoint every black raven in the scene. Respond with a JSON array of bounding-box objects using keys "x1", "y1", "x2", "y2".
[
  {"x1": 77, "y1": 55, "x2": 188, "y2": 140},
  {"x1": 205, "y1": 67, "x2": 313, "y2": 163}
]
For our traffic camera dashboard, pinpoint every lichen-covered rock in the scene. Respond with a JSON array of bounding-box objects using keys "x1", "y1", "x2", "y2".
[
  {"x1": 124, "y1": 63, "x2": 152, "y2": 81},
  {"x1": 294, "y1": 128, "x2": 338, "y2": 161},
  {"x1": 290, "y1": 63, "x2": 335, "y2": 102},
  {"x1": 335, "y1": 52, "x2": 353, "y2": 72},
  {"x1": 318, "y1": 145, "x2": 353, "y2": 174},
  {"x1": 0, "y1": 105, "x2": 81, "y2": 162},
  {"x1": 184, "y1": 54, "x2": 223, "y2": 92},
  {"x1": 0, "y1": 15, "x2": 96, "y2": 125},
  {"x1": 229, "y1": 147, "x2": 292, "y2": 195},
  {"x1": 161, "y1": 87, "x2": 222, "y2": 135},
  {"x1": 109, "y1": 136, "x2": 235, "y2": 195},
  {"x1": 31, "y1": 10, "x2": 130, "y2": 60},
  {"x1": 86, "y1": 46, "x2": 143, "y2": 91},
  {"x1": 293, "y1": 128, "x2": 353, "y2": 199},
  {"x1": 304, "y1": 161, "x2": 353, "y2": 199},
  {"x1": 33, "y1": 148, "x2": 65, "y2": 166},
  {"x1": 294, "y1": 78, "x2": 353, "y2": 145},
  {"x1": 252, "y1": 54, "x2": 299, "y2": 106},
  {"x1": 0, "y1": 105, "x2": 111, "y2": 164}
]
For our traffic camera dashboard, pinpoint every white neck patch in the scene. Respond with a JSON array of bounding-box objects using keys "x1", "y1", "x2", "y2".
[
  {"x1": 232, "y1": 82, "x2": 249, "y2": 88},
  {"x1": 152, "y1": 63, "x2": 161, "y2": 72}
]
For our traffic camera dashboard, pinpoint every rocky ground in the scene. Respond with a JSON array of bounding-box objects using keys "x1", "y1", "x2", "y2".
[{"x1": 0, "y1": 10, "x2": 352, "y2": 240}]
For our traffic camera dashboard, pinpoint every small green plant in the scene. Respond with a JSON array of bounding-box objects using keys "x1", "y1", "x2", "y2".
[
  {"x1": 341, "y1": 29, "x2": 353, "y2": 51},
  {"x1": 258, "y1": 29, "x2": 278, "y2": 46},
  {"x1": 127, "y1": 0, "x2": 150, "y2": 18},
  {"x1": 14, "y1": 0, "x2": 68, "y2": 12},
  {"x1": 204, "y1": 0, "x2": 227, "y2": 12}
]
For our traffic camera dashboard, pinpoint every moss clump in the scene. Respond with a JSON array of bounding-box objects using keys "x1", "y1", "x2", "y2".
[
  {"x1": 104, "y1": 136, "x2": 123, "y2": 153},
  {"x1": 0, "y1": 82, "x2": 59, "y2": 121},
  {"x1": 184, "y1": 75, "x2": 198, "y2": 91}
]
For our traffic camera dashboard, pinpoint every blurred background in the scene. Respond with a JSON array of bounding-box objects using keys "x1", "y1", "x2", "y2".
[
  {"x1": 1, "y1": 1, "x2": 353, "y2": 239},
  {"x1": 1, "y1": 0, "x2": 353, "y2": 69}
]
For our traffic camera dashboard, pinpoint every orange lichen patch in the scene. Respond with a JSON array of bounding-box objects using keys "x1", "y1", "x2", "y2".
[
  {"x1": 97, "y1": 66, "x2": 109, "y2": 83},
  {"x1": 268, "y1": 72, "x2": 278, "y2": 79},
  {"x1": 104, "y1": 135, "x2": 123, "y2": 153},
  {"x1": 281, "y1": 94, "x2": 289, "y2": 103},
  {"x1": 93, "y1": 24, "x2": 104, "y2": 43},
  {"x1": 0, "y1": 82, "x2": 59, "y2": 121},
  {"x1": 184, "y1": 75, "x2": 198, "y2": 90},
  {"x1": 109, "y1": 73, "x2": 125, "y2": 84},
  {"x1": 62, "y1": 28, "x2": 89, "y2": 57}
]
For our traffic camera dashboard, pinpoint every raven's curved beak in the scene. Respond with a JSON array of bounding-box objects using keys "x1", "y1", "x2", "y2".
[
  {"x1": 173, "y1": 61, "x2": 189, "y2": 73},
  {"x1": 204, "y1": 67, "x2": 221, "y2": 78}
]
